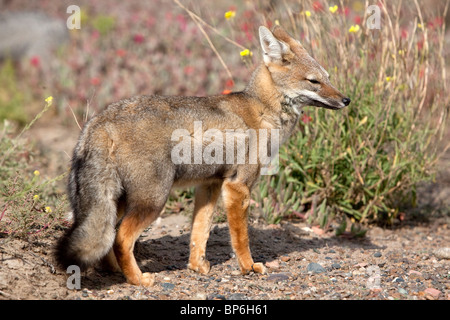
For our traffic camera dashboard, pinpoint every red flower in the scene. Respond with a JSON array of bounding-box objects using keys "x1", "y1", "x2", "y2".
[
  {"x1": 30, "y1": 56, "x2": 40, "y2": 68},
  {"x1": 340, "y1": 6, "x2": 350, "y2": 16},
  {"x1": 116, "y1": 49, "x2": 127, "y2": 57},
  {"x1": 183, "y1": 65, "x2": 194, "y2": 75},
  {"x1": 400, "y1": 28, "x2": 408, "y2": 39},
  {"x1": 133, "y1": 34, "x2": 144, "y2": 44},
  {"x1": 176, "y1": 14, "x2": 187, "y2": 32},
  {"x1": 90, "y1": 77, "x2": 101, "y2": 86},
  {"x1": 91, "y1": 30, "x2": 100, "y2": 39},
  {"x1": 225, "y1": 79, "x2": 234, "y2": 88},
  {"x1": 301, "y1": 114, "x2": 312, "y2": 124},
  {"x1": 312, "y1": 1, "x2": 324, "y2": 12}
]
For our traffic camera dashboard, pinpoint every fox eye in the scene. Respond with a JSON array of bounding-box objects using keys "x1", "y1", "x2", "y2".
[{"x1": 308, "y1": 79, "x2": 320, "y2": 84}]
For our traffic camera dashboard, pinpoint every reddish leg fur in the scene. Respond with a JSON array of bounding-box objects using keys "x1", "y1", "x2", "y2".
[
  {"x1": 188, "y1": 183, "x2": 222, "y2": 274},
  {"x1": 113, "y1": 210, "x2": 157, "y2": 286},
  {"x1": 222, "y1": 180, "x2": 266, "y2": 275}
]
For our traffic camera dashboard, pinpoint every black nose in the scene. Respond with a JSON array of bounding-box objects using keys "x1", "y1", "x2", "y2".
[{"x1": 342, "y1": 97, "x2": 351, "y2": 106}]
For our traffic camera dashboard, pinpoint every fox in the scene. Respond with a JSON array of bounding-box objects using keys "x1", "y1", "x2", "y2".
[{"x1": 55, "y1": 25, "x2": 350, "y2": 287}]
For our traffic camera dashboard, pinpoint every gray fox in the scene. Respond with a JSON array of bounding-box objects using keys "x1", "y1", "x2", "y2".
[{"x1": 55, "y1": 25, "x2": 350, "y2": 286}]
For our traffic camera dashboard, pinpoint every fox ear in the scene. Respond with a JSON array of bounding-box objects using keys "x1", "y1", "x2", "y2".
[{"x1": 259, "y1": 26, "x2": 289, "y2": 65}]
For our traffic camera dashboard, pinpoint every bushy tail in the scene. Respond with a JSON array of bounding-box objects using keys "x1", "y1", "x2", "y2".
[{"x1": 55, "y1": 133, "x2": 122, "y2": 270}]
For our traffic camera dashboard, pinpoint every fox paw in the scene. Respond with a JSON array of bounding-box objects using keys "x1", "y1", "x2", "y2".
[
  {"x1": 188, "y1": 258, "x2": 211, "y2": 274},
  {"x1": 127, "y1": 272, "x2": 155, "y2": 287},
  {"x1": 140, "y1": 272, "x2": 155, "y2": 287},
  {"x1": 251, "y1": 262, "x2": 267, "y2": 274},
  {"x1": 241, "y1": 262, "x2": 267, "y2": 275}
]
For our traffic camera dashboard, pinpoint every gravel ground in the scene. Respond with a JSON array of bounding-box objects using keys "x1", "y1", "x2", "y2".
[{"x1": 0, "y1": 211, "x2": 449, "y2": 301}]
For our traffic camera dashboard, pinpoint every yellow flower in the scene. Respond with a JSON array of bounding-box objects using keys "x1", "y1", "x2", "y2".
[
  {"x1": 398, "y1": 49, "x2": 405, "y2": 56},
  {"x1": 358, "y1": 116, "x2": 368, "y2": 127},
  {"x1": 33, "y1": 195, "x2": 40, "y2": 201},
  {"x1": 304, "y1": 10, "x2": 311, "y2": 17},
  {"x1": 240, "y1": 49, "x2": 252, "y2": 57},
  {"x1": 418, "y1": 23, "x2": 423, "y2": 29},
  {"x1": 45, "y1": 206, "x2": 52, "y2": 213},
  {"x1": 349, "y1": 25, "x2": 360, "y2": 33},
  {"x1": 45, "y1": 96, "x2": 53, "y2": 103},
  {"x1": 274, "y1": 19, "x2": 280, "y2": 26},
  {"x1": 224, "y1": 11, "x2": 235, "y2": 20},
  {"x1": 386, "y1": 76, "x2": 393, "y2": 82},
  {"x1": 33, "y1": 170, "x2": 40, "y2": 176},
  {"x1": 329, "y1": 5, "x2": 338, "y2": 13}
]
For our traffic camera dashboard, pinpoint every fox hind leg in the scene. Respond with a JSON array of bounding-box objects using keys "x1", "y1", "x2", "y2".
[
  {"x1": 113, "y1": 207, "x2": 160, "y2": 286},
  {"x1": 188, "y1": 182, "x2": 222, "y2": 274}
]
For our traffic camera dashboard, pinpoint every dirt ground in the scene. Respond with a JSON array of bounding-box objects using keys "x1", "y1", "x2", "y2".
[{"x1": 0, "y1": 123, "x2": 449, "y2": 301}]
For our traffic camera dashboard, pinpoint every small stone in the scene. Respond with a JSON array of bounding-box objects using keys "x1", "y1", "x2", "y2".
[
  {"x1": 434, "y1": 247, "x2": 450, "y2": 260},
  {"x1": 161, "y1": 282, "x2": 175, "y2": 291},
  {"x1": 354, "y1": 262, "x2": 367, "y2": 268},
  {"x1": 374, "y1": 252, "x2": 382, "y2": 257},
  {"x1": 393, "y1": 277, "x2": 405, "y2": 283},
  {"x1": 208, "y1": 294, "x2": 226, "y2": 300},
  {"x1": 195, "y1": 292, "x2": 207, "y2": 300},
  {"x1": 265, "y1": 260, "x2": 280, "y2": 269},
  {"x1": 408, "y1": 270, "x2": 423, "y2": 279},
  {"x1": 280, "y1": 256, "x2": 291, "y2": 262},
  {"x1": 306, "y1": 262, "x2": 326, "y2": 274},
  {"x1": 424, "y1": 288, "x2": 441, "y2": 299},
  {"x1": 398, "y1": 288, "x2": 408, "y2": 296},
  {"x1": 331, "y1": 263, "x2": 341, "y2": 269},
  {"x1": 228, "y1": 293, "x2": 249, "y2": 300},
  {"x1": 267, "y1": 273, "x2": 289, "y2": 282}
]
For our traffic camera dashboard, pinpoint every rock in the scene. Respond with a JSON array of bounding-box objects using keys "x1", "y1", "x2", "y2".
[
  {"x1": 265, "y1": 260, "x2": 280, "y2": 269},
  {"x1": 267, "y1": 273, "x2": 290, "y2": 282},
  {"x1": 208, "y1": 294, "x2": 227, "y2": 300},
  {"x1": 374, "y1": 252, "x2": 382, "y2": 258},
  {"x1": 0, "y1": 12, "x2": 68, "y2": 66},
  {"x1": 434, "y1": 247, "x2": 450, "y2": 260},
  {"x1": 228, "y1": 293, "x2": 249, "y2": 300},
  {"x1": 331, "y1": 263, "x2": 341, "y2": 269},
  {"x1": 161, "y1": 282, "x2": 175, "y2": 291},
  {"x1": 408, "y1": 270, "x2": 423, "y2": 279},
  {"x1": 424, "y1": 288, "x2": 441, "y2": 300},
  {"x1": 393, "y1": 277, "x2": 405, "y2": 283},
  {"x1": 354, "y1": 262, "x2": 367, "y2": 268},
  {"x1": 306, "y1": 262, "x2": 326, "y2": 274},
  {"x1": 280, "y1": 256, "x2": 291, "y2": 262},
  {"x1": 398, "y1": 288, "x2": 408, "y2": 296}
]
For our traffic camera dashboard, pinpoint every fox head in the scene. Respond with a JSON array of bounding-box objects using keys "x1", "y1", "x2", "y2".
[{"x1": 259, "y1": 26, "x2": 350, "y2": 110}]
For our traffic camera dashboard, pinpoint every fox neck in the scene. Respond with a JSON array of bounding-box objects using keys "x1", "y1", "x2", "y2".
[{"x1": 244, "y1": 63, "x2": 303, "y2": 143}]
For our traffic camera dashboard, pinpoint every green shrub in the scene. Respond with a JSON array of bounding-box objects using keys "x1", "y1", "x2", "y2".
[
  {"x1": 250, "y1": 0, "x2": 448, "y2": 226},
  {"x1": 0, "y1": 60, "x2": 27, "y2": 125},
  {"x1": 252, "y1": 168, "x2": 302, "y2": 225},
  {"x1": 0, "y1": 98, "x2": 68, "y2": 239}
]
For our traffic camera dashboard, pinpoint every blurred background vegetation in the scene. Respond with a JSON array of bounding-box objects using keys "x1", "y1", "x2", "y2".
[{"x1": 0, "y1": 0, "x2": 449, "y2": 239}]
